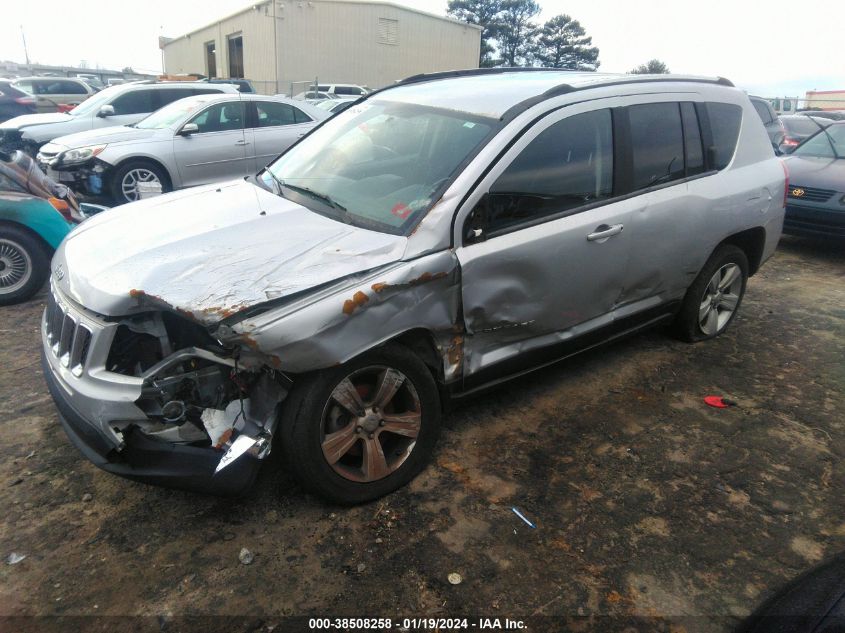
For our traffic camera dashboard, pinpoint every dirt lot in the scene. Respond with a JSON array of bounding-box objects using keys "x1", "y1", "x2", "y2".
[{"x1": 0, "y1": 236, "x2": 843, "y2": 632}]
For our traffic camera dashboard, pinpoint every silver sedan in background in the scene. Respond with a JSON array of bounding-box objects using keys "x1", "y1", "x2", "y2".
[{"x1": 36, "y1": 94, "x2": 328, "y2": 204}]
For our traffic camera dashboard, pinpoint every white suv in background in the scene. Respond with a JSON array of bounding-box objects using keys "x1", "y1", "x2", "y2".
[{"x1": 0, "y1": 82, "x2": 238, "y2": 155}]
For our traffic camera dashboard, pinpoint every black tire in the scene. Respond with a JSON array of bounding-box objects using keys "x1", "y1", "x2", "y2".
[
  {"x1": 674, "y1": 244, "x2": 749, "y2": 342},
  {"x1": 0, "y1": 225, "x2": 50, "y2": 306},
  {"x1": 110, "y1": 160, "x2": 171, "y2": 205},
  {"x1": 280, "y1": 344, "x2": 441, "y2": 505}
]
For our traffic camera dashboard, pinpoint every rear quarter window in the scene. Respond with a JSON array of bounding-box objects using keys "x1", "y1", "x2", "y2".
[{"x1": 706, "y1": 102, "x2": 742, "y2": 170}]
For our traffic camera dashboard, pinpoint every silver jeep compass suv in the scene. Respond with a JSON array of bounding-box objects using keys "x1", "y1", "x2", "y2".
[{"x1": 41, "y1": 69, "x2": 786, "y2": 503}]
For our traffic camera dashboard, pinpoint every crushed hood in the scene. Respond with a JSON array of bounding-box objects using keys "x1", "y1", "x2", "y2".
[
  {"x1": 55, "y1": 179, "x2": 407, "y2": 324},
  {"x1": 0, "y1": 112, "x2": 74, "y2": 130},
  {"x1": 42, "y1": 125, "x2": 160, "y2": 152}
]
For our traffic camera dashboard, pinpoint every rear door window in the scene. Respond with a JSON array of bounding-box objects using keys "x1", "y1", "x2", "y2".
[
  {"x1": 752, "y1": 100, "x2": 773, "y2": 124},
  {"x1": 629, "y1": 102, "x2": 686, "y2": 190},
  {"x1": 254, "y1": 101, "x2": 296, "y2": 127},
  {"x1": 706, "y1": 103, "x2": 743, "y2": 170},
  {"x1": 487, "y1": 108, "x2": 614, "y2": 233}
]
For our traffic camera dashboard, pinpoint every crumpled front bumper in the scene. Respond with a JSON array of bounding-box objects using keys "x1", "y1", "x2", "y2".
[
  {"x1": 40, "y1": 288, "x2": 263, "y2": 496},
  {"x1": 41, "y1": 348, "x2": 261, "y2": 496}
]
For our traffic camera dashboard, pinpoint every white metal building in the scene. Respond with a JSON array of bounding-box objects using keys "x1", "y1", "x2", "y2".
[{"x1": 160, "y1": 0, "x2": 481, "y2": 94}]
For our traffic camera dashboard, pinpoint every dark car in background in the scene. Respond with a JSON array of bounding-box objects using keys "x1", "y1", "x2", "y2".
[
  {"x1": 798, "y1": 110, "x2": 845, "y2": 121},
  {"x1": 783, "y1": 121, "x2": 845, "y2": 238},
  {"x1": 750, "y1": 96, "x2": 784, "y2": 151},
  {"x1": 780, "y1": 115, "x2": 832, "y2": 153},
  {"x1": 0, "y1": 81, "x2": 37, "y2": 124}
]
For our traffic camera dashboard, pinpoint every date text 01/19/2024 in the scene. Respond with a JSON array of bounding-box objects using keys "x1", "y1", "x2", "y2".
[{"x1": 308, "y1": 618, "x2": 527, "y2": 630}]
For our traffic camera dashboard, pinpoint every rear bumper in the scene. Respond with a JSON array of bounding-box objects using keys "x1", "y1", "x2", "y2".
[
  {"x1": 784, "y1": 204, "x2": 845, "y2": 239},
  {"x1": 41, "y1": 348, "x2": 261, "y2": 496}
]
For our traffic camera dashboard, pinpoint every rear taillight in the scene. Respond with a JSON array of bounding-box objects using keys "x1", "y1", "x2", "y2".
[
  {"x1": 56, "y1": 103, "x2": 75, "y2": 113},
  {"x1": 781, "y1": 160, "x2": 789, "y2": 208},
  {"x1": 14, "y1": 97, "x2": 35, "y2": 106},
  {"x1": 48, "y1": 197, "x2": 74, "y2": 223},
  {"x1": 782, "y1": 137, "x2": 799, "y2": 146}
]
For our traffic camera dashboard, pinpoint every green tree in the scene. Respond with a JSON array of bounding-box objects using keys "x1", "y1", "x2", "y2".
[
  {"x1": 447, "y1": 0, "x2": 504, "y2": 67},
  {"x1": 533, "y1": 14, "x2": 599, "y2": 70},
  {"x1": 630, "y1": 59, "x2": 670, "y2": 74},
  {"x1": 496, "y1": 0, "x2": 541, "y2": 67}
]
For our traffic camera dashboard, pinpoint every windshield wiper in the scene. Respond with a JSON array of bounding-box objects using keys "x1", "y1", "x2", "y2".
[{"x1": 280, "y1": 181, "x2": 347, "y2": 211}]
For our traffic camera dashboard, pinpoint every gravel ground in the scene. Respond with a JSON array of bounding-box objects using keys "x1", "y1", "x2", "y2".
[{"x1": 0, "y1": 236, "x2": 843, "y2": 633}]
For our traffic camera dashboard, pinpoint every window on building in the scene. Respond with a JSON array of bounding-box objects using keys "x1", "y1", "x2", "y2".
[
  {"x1": 706, "y1": 102, "x2": 742, "y2": 170},
  {"x1": 378, "y1": 18, "x2": 399, "y2": 45},
  {"x1": 228, "y1": 34, "x2": 244, "y2": 78},
  {"x1": 629, "y1": 102, "x2": 686, "y2": 190},
  {"x1": 486, "y1": 109, "x2": 614, "y2": 233},
  {"x1": 205, "y1": 41, "x2": 217, "y2": 78}
]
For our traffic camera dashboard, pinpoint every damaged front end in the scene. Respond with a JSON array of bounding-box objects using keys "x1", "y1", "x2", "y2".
[{"x1": 41, "y1": 282, "x2": 289, "y2": 495}]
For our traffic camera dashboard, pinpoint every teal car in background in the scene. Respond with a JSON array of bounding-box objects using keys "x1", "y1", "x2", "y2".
[{"x1": 1, "y1": 150, "x2": 105, "y2": 305}]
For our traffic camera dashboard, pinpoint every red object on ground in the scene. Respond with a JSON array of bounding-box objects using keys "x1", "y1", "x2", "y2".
[{"x1": 704, "y1": 396, "x2": 730, "y2": 408}]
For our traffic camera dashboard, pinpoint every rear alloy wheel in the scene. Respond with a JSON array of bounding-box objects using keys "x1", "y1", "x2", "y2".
[
  {"x1": 675, "y1": 244, "x2": 749, "y2": 342},
  {"x1": 282, "y1": 345, "x2": 440, "y2": 504},
  {"x1": 0, "y1": 227, "x2": 49, "y2": 306}
]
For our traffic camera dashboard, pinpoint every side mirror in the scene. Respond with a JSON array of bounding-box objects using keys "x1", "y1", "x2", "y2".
[
  {"x1": 178, "y1": 123, "x2": 199, "y2": 136},
  {"x1": 97, "y1": 104, "x2": 115, "y2": 118}
]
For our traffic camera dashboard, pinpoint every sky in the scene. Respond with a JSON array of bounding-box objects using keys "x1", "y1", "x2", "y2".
[{"x1": 1, "y1": 0, "x2": 842, "y2": 97}]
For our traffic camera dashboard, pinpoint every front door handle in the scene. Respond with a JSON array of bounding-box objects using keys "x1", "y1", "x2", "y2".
[
  {"x1": 235, "y1": 139, "x2": 250, "y2": 146},
  {"x1": 586, "y1": 223, "x2": 624, "y2": 242}
]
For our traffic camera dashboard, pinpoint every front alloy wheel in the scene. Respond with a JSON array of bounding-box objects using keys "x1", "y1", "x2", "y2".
[
  {"x1": 282, "y1": 344, "x2": 440, "y2": 504},
  {"x1": 321, "y1": 367, "x2": 422, "y2": 483}
]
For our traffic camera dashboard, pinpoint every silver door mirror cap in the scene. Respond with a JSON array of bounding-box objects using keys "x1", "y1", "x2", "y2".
[
  {"x1": 179, "y1": 123, "x2": 199, "y2": 136},
  {"x1": 97, "y1": 104, "x2": 115, "y2": 117}
]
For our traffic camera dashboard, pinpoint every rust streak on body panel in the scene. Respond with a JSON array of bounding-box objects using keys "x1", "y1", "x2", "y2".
[{"x1": 342, "y1": 291, "x2": 370, "y2": 315}]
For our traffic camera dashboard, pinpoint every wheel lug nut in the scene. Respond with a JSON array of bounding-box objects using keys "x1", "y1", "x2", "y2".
[
  {"x1": 368, "y1": 433, "x2": 374, "y2": 439},
  {"x1": 379, "y1": 420, "x2": 385, "y2": 426},
  {"x1": 356, "y1": 426, "x2": 363, "y2": 433}
]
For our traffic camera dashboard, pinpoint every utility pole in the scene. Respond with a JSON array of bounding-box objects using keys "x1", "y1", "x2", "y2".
[
  {"x1": 272, "y1": 1, "x2": 279, "y2": 94},
  {"x1": 20, "y1": 25, "x2": 30, "y2": 68}
]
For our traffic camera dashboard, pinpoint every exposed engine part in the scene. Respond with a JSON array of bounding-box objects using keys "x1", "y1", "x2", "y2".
[{"x1": 161, "y1": 400, "x2": 187, "y2": 423}]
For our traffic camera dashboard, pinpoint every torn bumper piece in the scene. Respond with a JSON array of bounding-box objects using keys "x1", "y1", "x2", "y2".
[{"x1": 41, "y1": 349, "x2": 261, "y2": 496}]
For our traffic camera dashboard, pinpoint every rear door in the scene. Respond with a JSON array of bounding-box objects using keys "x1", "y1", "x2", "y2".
[
  {"x1": 244, "y1": 100, "x2": 314, "y2": 173},
  {"x1": 172, "y1": 99, "x2": 249, "y2": 187},
  {"x1": 456, "y1": 102, "x2": 638, "y2": 381}
]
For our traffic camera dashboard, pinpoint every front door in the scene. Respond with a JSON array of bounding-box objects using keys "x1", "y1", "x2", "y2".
[
  {"x1": 173, "y1": 100, "x2": 249, "y2": 188},
  {"x1": 456, "y1": 104, "x2": 639, "y2": 382}
]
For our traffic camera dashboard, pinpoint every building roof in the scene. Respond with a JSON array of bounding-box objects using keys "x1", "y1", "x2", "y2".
[
  {"x1": 373, "y1": 69, "x2": 736, "y2": 119},
  {"x1": 161, "y1": 0, "x2": 480, "y2": 45}
]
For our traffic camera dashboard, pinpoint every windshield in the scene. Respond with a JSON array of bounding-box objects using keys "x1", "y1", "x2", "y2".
[
  {"x1": 135, "y1": 96, "x2": 215, "y2": 129},
  {"x1": 263, "y1": 100, "x2": 497, "y2": 235},
  {"x1": 67, "y1": 84, "x2": 127, "y2": 117},
  {"x1": 793, "y1": 124, "x2": 845, "y2": 159}
]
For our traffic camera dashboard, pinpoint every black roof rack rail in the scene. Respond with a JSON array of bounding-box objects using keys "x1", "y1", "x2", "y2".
[{"x1": 360, "y1": 68, "x2": 736, "y2": 122}]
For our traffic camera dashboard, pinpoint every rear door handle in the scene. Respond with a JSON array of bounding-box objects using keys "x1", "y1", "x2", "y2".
[
  {"x1": 235, "y1": 139, "x2": 250, "y2": 146},
  {"x1": 586, "y1": 223, "x2": 624, "y2": 242}
]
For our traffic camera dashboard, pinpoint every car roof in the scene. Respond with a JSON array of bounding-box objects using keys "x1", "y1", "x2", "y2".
[{"x1": 373, "y1": 68, "x2": 735, "y2": 119}]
